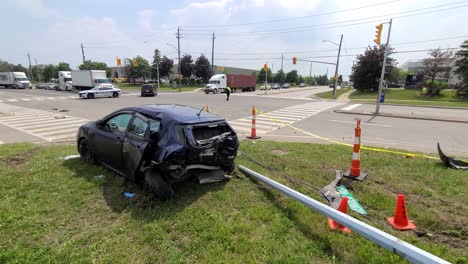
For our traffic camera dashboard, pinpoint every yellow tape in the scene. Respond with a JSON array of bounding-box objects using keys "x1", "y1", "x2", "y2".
[{"x1": 256, "y1": 109, "x2": 438, "y2": 160}]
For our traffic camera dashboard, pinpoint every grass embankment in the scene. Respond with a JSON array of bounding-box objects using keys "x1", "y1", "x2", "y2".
[
  {"x1": 118, "y1": 83, "x2": 199, "y2": 92},
  {"x1": 314, "y1": 87, "x2": 352, "y2": 99},
  {"x1": 0, "y1": 142, "x2": 466, "y2": 263},
  {"x1": 350, "y1": 88, "x2": 468, "y2": 108}
]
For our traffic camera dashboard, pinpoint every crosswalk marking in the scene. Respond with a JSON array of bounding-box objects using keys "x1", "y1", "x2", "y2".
[
  {"x1": 229, "y1": 101, "x2": 344, "y2": 135},
  {"x1": 0, "y1": 105, "x2": 88, "y2": 142},
  {"x1": 341, "y1": 104, "x2": 362, "y2": 111}
]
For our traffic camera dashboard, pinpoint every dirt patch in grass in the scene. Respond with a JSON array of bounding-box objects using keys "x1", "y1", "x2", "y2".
[{"x1": 1, "y1": 146, "x2": 44, "y2": 168}]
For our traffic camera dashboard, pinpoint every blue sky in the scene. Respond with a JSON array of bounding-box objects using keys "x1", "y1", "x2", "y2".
[{"x1": 2, "y1": 0, "x2": 468, "y2": 79}]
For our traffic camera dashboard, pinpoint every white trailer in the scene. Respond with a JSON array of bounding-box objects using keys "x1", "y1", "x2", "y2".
[
  {"x1": 71, "y1": 70, "x2": 111, "y2": 91},
  {"x1": 58, "y1": 71, "x2": 73, "y2": 91},
  {"x1": 0, "y1": 72, "x2": 32, "y2": 89}
]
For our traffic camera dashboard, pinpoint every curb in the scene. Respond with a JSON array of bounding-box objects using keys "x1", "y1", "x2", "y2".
[
  {"x1": 334, "y1": 110, "x2": 468, "y2": 124},
  {"x1": 350, "y1": 101, "x2": 468, "y2": 110}
]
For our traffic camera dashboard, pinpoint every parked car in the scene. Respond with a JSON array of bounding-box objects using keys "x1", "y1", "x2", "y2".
[
  {"x1": 272, "y1": 84, "x2": 281, "y2": 90},
  {"x1": 77, "y1": 104, "x2": 239, "y2": 200},
  {"x1": 282, "y1": 83, "x2": 290, "y2": 89},
  {"x1": 36, "y1": 83, "x2": 48, "y2": 89},
  {"x1": 78, "y1": 85, "x2": 121, "y2": 99},
  {"x1": 259, "y1": 84, "x2": 271, "y2": 90},
  {"x1": 299, "y1": 83, "x2": 305, "y2": 87},
  {"x1": 141, "y1": 84, "x2": 157, "y2": 97},
  {"x1": 46, "y1": 83, "x2": 58, "y2": 90}
]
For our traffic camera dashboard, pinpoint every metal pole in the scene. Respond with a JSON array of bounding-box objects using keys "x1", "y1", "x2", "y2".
[
  {"x1": 177, "y1": 27, "x2": 181, "y2": 92},
  {"x1": 156, "y1": 58, "x2": 160, "y2": 90},
  {"x1": 239, "y1": 165, "x2": 449, "y2": 264},
  {"x1": 265, "y1": 64, "x2": 268, "y2": 95},
  {"x1": 81, "y1": 43, "x2": 85, "y2": 63},
  {"x1": 333, "y1": 34, "x2": 343, "y2": 98},
  {"x1": 309, "y1": 62, "x2": 312, "y2": 86},
  {"x1": 211, "y1": 32, "x2": 215, "y2": 72},
  {"x1": 35, "y1": 58, "x2": 39, "y2": 82},
  {"x1": 281, "y1": 53, "x2": 283, "y2": 84},
  {"x1": 376, "y1": 19, "x2": 392, "y2": 114},
  {"x1": 27, "y1": 52, "x2": 33, "y2": 81}
]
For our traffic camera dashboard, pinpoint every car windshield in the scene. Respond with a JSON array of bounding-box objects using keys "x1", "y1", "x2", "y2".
[
  {"x1": 208, "y1": 80, "x2": 219, "y2": 84},
  {"x1": 142, "y1": 85, "x2": 153, "y2": 89},
  {"x1": 91, "y1": 87, "x2": 99, "y2": 91},
  {"x1": 64, "y1": 78, "x2": 72, "y2": 82},
  {"x1": 15, "y1": 78, "x2": 28, "y2": 81},
  {"x1": 96, "y1": 79, "x2": 110, "y2": 83}
]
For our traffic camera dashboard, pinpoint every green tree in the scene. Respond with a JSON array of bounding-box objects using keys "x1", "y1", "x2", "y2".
[
  {"x1": 151, "y1": 49, "x2": 161, "y2": 81},
  {"x1": 298, "y1": 75, "x2": 305, "y2": 84},
  {"x1": 79, "y1": 60, "x2": 111, "y2": 77},
  {"x1": 158, "y1": 56, "x2": 173, "y2": 78},
  {"x1": 454, "y1": 40, "x2": 468, "y2": 96},
  {"x1": 423, "y1": 48, "x2": 454, "y2": 83},
  {"x1": 285, "y1": 70, "x2": 298, "y2": 83},
  {"x1": 180, "y1": 54, "x2": 194, "y2": 82},
  {"x1": 57, "y1": 62, "x2": 71, "y2": 71},
  {"x1": 127, "y1": 56, "x2": 151, "y2": 83},
  {"x1": 42, "y1": 64, "x2": 58, "y2": 81},
  {"x1": 194, "y1": 54, "x2": 212, "y2": 83},
  {"x1": 274, "y1": 69, "x2": 285, "y2": 83},
  {"x1": 257, "y1": 67, "x2": 272, "y2": 83},
  {"x1": 350, "y1": 45, "x2": 396, "y2": 91},
  {"x1": 31, "y1": 66, "x2": 41, "y2": 82}
]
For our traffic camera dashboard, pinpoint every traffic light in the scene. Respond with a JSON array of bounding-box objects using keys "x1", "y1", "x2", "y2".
[
  {"x1": 374, "y1": 24, "x2": 383, "y2": 45},
  {"x1": 132, "y1": 58, "x2": 138, "y2": 67},
  {"x1": 293, "y1": 57, "x2": 297, "y2": 65},
  {"x1": 116, "y1": 57, "x2": 121, "y2": 66},
  {"x1": 263, "y1": 64, "x2": 268, "y2": 71}
]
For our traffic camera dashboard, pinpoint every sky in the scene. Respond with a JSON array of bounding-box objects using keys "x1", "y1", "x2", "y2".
[{"x1": 2, "y1": 0, "x2": 468, "y2": 80}]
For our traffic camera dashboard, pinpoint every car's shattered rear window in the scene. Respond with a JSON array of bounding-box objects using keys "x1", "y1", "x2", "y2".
[{"x1": 192, "y1": 123, "x2": 230, "y2": 141}]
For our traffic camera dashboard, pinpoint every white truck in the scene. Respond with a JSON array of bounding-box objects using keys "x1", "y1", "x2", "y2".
[
  {"x1": 58, "y1": 71, "x2": 73, "y2": 91},
  {"x1": 0, "y1": 72, "x2": 32, "y2": 89},
  {"x1": 71, "y1": 70, "x2": 111, "y2": 91}
]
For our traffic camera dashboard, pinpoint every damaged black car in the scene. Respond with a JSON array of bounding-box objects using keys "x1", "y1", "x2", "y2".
[{"x1": 77, "y1": 104, "x2": 239, "y2": 200}]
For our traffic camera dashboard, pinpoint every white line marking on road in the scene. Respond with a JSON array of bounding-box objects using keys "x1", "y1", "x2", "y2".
[
  {"x1": 7, "y1": 99, "x2": 18, "y2": 102},
  {"x1": 329, "y1": 120, "x2": 392, "y2": 127},
  {"x1": 21, "y1": 98, "x2": 32, "y2": 101},
  {"x1": 44, "y1": 97, "x2": 56, "y2": 100},
  {"x1": 341, "y1": 104, "x2": 362, "y2": 111}
]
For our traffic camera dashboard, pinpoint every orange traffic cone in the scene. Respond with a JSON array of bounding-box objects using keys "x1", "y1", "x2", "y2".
[
  {"x1": 387, "y1": 194, "x2": 416, "y2": 230},
  {"x1": 247, "y1": 106, "x2": 261, "y2": 139},
  {"x1": 204, "y1": 104, "x2": 209, "y2": 112},
  {"x1": 328, "y1": 197, "x2": 351, "y2": 233},
  {"x1": 344, "y1": 119, "x2": 367, "y2": 181}
]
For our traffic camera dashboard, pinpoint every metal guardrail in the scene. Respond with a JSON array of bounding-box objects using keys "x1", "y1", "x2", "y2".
[{"x1": 239, "y1": 165, "x2": 449, "y2": 264}]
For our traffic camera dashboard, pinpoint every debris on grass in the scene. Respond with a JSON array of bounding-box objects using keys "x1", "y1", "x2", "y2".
[
  {"x1": 122, "y1": 192, "x2": 136, "y2": 198},
  {"x1": 336, "y1": 185, "x2": 368, "y2": 215},
  {"x1": 94, "y1": 175, "x2": 105, "y2": 180},
  {"x1": 59, "y1": 154, "x2": 80, "y2": 160}
]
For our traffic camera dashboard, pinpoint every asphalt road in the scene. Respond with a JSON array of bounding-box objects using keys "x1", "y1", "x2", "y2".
[{"x1": 0, "y1": 87, "x2": 467, "y2": 156}]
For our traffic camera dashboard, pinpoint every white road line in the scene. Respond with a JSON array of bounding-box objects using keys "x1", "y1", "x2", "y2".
[
  {"x1": 329, "y1": 120, "x2": 392, "y2": 127},
  {"x1": 44, "y1": 97, "x2": 56, "y2": 100},
  {"x1": 341, "y1": 104, "x2": 362, "y2": 111},
  {"x1": 5, "y1": 116, "x2": 60, "y2": 125},
  {"x1": 34, "y1": 98, "x2": 45, "y2": 100},
  {"x1": 0, "y1": 100, "x2": 3, "y2": 103},
  {"x1": 0, "y1": 115, "x2": 53, "y2": 122},
  {"x1": 237, "y1": 118, "x2": 283, "y2": 126},
  {"x1": 28, "y1": 120, "x2": 86, "y2": 132},
  {"x1": 228, "y1": 120, "x2": 277, "y2": 130},
  {"x1": 21, "y1": 98, "x2": 32, "y2": 101},
  {"x1": 260, "y1": 114, "x2": 302, "y2": 121},
  {"x1": 7, "y1": 99, "x2": 18, "y2": 102},
  {"x1": 40, "y1": 127, "x2": 80, "y2": 136},
  {"x1": 13, "y1": 118, "x2": 85, "y2": 129}
]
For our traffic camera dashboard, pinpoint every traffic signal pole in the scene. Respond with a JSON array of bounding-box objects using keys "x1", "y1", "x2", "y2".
[
  {"x1": 376, "y1": 19, "x2": 392, "y2": 114},
  {"x1": 333, "y1": 34, "x2": 343, "y2": 98}
]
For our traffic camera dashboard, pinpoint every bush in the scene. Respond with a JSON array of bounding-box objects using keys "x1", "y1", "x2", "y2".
[{"x1": 424, "y1": 80, "x2": 448, "y2": 96}]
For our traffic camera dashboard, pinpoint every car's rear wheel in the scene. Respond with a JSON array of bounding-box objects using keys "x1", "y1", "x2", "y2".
[
  {"x1": 87, "y1": 93, "x2": 94, "y2": 99},
  {"x1": 78, "y1": 138, "x2": 96, "y2": 164},
  {"x1": 213, "y1": 88, "x2": 218, "y2": 94},
  {"x1": 112, "y1": 92, "x2": 119, "y2": 98},
  {"x1": 144, "y1": 169, "x2": 174, "y2": 201}
]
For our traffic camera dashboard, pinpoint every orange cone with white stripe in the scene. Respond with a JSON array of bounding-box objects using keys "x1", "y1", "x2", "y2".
[
  {"x1": 328, "y1": 197, "x2": 351, "y2": 233},
  {"x1": 344, "y1": 119, "x2": 367, "y2": 181},
  {"x1": 247, "y1": 106, "x2": 261, "y2": 139}
]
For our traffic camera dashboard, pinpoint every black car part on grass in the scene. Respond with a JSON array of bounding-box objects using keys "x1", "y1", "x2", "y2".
[{"x1": 437, "y1": 142, "x2": 468, "y2": 170}]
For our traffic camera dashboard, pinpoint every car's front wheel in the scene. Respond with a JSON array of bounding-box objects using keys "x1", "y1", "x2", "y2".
[
  {"x1": 213, "y1": 88, "x2": 218, "y2": 94},
  {"x1": 112, "y1": 92, "x2": 119, "y2": 98},
  {"x1": 205, "y1": 90, "x2": 209, "y2": 94},
  {"x1": 87, "y1": 93, "x2": 94, "y2": 99},
  {"x1": 144, "y1": 169, "x2": 174, "y2": 201},
  {"x1": 78, "y1": 138, "x2": 96, "y2": 164}
]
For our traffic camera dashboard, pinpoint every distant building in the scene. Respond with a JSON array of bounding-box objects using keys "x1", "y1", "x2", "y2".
[
  {"x1": 401, "y1": 58, "x2": 461, "y2": 85},
  {"x1": 169, "y1": 64, "x2": 258, "y2": 79}
]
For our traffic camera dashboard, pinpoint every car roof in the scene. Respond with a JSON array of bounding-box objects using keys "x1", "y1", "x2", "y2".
[{"x1": 121, "y1": 104, "x2": 225, "y2": 124}]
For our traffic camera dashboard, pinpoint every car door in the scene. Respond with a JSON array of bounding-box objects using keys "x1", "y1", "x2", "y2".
[
  {"x1": 94, "y1": 112, "x2": 133, "y2": 173},
  {"x1": 122, "y1": 113, "x2": 153, "y2": 179}
]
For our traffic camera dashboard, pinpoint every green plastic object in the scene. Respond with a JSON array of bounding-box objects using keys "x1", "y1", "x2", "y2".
[{"x1": 336, "y1": 185, "x2": 367, "y2": 215}]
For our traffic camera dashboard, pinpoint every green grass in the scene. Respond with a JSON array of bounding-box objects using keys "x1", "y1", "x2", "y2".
[
  {"x1": 314, "y1": 87, "x2": 352, "y2": 99},
  {"x1": 350, "y1": 89, "x2": 468, "y2": 108},
  {"x1": 118, "y1": 83, "x2": 199, "y2": 92},
  {"x1": 0, "y1": 142, "x2": 466, "y2": 263}
]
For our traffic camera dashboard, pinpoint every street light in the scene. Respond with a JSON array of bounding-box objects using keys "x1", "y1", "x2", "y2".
[{"x1": 322, "y1": 35, "x2": 343, "y2": 98}]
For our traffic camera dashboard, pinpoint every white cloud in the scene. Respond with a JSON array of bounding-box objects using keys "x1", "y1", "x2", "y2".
[
  {"x1": 138, "y1": 9, "x2": 156, "y2": 32},
  {"x1": 5, "y1": 0, "x2": 63, "y2": 18},
  {"x1": 273, "y1": 0, "x2": 320, "y2": 15},
  {"x1": 170, "y1": 0, "x2": 234, "y2": 25}
]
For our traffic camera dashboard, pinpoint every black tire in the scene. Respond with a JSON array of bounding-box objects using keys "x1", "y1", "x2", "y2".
[
  {"x1": 87, "y1": 93, "x2": 94, "y2": 99},
  {"x1": 78, "y1": 138, "x2": 96, "y2": 164},
  {"x1": 205, "y1": 90, "x2": 209, "y2": 94},
  {"x1": 213, "y1": 88, "x2": 218, "y2": 94},
  {"x1": 112, "y1": 92, "x2": 119, "y2": 98},
  {"x1": 144, "y1": 169, "x2": 174, "y2": 201},
  {"x1": 140, "y1": 93, "x2": 145, "y2": 97}
]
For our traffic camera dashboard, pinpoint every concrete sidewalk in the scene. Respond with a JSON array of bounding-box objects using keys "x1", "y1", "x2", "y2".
[{"x1": 335, "y1": 103, "x2": 468, "y2": 123}]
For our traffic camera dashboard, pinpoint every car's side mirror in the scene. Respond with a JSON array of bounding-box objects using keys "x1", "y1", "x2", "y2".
[
  {"x1": 150, "y1": 131, "x2": 160, "y2": 142},
  {"x1": 96, "y1": 119, "x2": 105, "y2": 127}
]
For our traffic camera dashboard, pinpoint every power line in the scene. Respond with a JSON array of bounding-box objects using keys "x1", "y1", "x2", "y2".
[{"x1": 180, "y1": 0, "x2": 400, "y2": 28}]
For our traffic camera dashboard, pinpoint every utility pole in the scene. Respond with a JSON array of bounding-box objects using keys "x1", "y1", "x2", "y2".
[
  {"x1": 211, "y1": 32, "x2": 215, "y2": 72},
  {"x1": 27, "y1": 52, "x2": 33, "y2": 81},
  {"x1": 35, "y1": 58, "x2": 39, "y2": 82},
  {"x1": 376, "y1": 19, "x2": 392, "y2": 114},
  {"x1": 332, "y1": 34, "x2": 343, "y2": 98},
  {"x1": 309, "y1": 62, "x2": 312, "y2": 85},
  {"x1": 177, "y1": 27, "x2": 181, "y2": 92},
  {"x1": 80, "y1": 43, "x2": 85, "y2": 63},
  {"x1": 281, "y1": 53, "x2": 284, "y2": 84}
]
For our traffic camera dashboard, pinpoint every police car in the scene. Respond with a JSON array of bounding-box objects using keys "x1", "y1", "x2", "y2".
[{"x1": 78, "y1": 85, "x2": 121, "y2": 99}]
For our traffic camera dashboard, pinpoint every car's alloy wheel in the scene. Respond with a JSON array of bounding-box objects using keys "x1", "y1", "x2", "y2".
[
  {"x1": 144, "y1": 169, "x2": 174, "y2": 201},
  {"x1": 112, "y1": 92, "x2": 119, "y2": 98},
  {"x1": 87, "y1": 93, "x2": 94, "y2": 99},
  {"x1": 78, "y1": 139, "x2": 95, "y2": 164}
]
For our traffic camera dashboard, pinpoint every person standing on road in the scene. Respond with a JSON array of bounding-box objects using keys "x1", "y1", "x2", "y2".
[{"x1": 226, "y1": 86, "x2": 231, "y2": 101}]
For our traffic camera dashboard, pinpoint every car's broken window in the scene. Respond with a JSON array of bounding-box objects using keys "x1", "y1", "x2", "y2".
[
  {"x1": 105, "y1": 113, "x2": 132, "y2": 132},
  {"x1": 149, "y1": 119, "x2": 160, "y2": 133},
  {"x1": 192, "y1": 123, "x2": 230, "y2": 141},
  {"x1": 128, "y1": 117, "x2": 148, "y2": 138}
]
